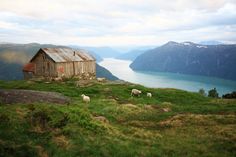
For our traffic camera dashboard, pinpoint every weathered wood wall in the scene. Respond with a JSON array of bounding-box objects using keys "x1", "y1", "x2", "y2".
[
  {"x1": 56, "y1": 61, "x2": 96, "y2": 78},
  {"x1": 31, "y1": 50, "x2": 96, "y2": 79},
  {"x1": 31, "y1": 50, "x2": 57, "y2": 77}
]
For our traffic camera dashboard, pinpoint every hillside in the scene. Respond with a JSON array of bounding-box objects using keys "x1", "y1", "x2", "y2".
[
  {"x1": 96, "y1": 64, "x2": 119, "y2": 80},
  {"x1": 0, "y1": 43, "x2": 103, "y2": 63},
  {"x1": 0, "y1": 80, "x2": 235, "y2": 157},
  {"x1": 130, "y1": 41, "x2": 236, "y2": 81},
  {"x1": 199, "y1": 40, "x2": 223, "y2": 45},
  {"x1": 116, "y1": 49, "x2": 146, "y2": 61},
  {"x1": 81, "y1": 46, "x2": 121, "y2": 58},
  {"x1": 0, "y1": 43, "x2": 118, "y2": 81}
]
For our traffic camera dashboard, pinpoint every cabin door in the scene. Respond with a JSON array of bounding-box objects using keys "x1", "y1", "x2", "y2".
[{"x1": 44, "y1": 62, "x2": 50, "y2": 77}]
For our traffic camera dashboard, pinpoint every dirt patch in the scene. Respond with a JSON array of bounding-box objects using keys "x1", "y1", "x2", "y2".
[
  {"x1": 35, "y1": 145, "x2": 48, "y2": 157},
  {"x1": 15, "y1": 107, "x2": 27, "y2": 120},
  {"x1": 0, "y1": 89, "x2": 70, "y2": 105},
  {"x1": 132, "y1": 127, "x2": 162, "y2": 139},
  {"x1": 93, "y1": 116, "x2": 109, "y2": 123},
  {"x1": 122, "y1": 103, "x2": 138, "y2": 108},
  {"x1": 125, "y1": 120, "x2": 157, "y2": 128},
  {"x1": 120, "y1": 104, "x2": 139, "y2": 109},
  {"x1": 143, "y1": 105, "x2": 172, "y2": 113},
  {"x1": 103, "y1": 87, "x2": 111, "y2": 92},
  {"x1": 158, "y1": 114, "x2": 236, "y2": 127},
  {"x1": 52, "y1": 135, "x2": 70, "y2": 149},
  {"x1": 161, "y1": 107, "x2": 171, "y2": 112},
  {"x1": 144, "y1": 105, "x2": 154, "y2": 110}
]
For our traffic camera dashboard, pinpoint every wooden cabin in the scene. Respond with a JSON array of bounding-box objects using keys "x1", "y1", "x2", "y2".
[{"x1": 23, "y1": 48, "x2": 96, "y2": 80}]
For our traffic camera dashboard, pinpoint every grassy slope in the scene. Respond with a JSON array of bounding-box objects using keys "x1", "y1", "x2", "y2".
[{"x1": 0, "y1": 80, "x2": 235, "y2": 157}]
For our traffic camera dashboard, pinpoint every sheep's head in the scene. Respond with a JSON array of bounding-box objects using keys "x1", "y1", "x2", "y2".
[
  {"x1": 139, "y1": 90, "x2": 142, "y2": 94},
  {"x1": 81, "y1": 94, "x2": 85, "y2": 97}
]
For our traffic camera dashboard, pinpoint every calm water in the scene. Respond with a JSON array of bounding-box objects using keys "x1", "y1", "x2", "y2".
[{"x1": 99, "y1": 58, "x2": 236, "y2": 95}]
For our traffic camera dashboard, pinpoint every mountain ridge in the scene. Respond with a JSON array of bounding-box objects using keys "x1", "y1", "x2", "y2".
[
  {"x1": 115, "y1": 49, "x2": 147, "y2": 61},
  {"x1": 130, "y1": 41, "x2": 236, "y2": 81}
]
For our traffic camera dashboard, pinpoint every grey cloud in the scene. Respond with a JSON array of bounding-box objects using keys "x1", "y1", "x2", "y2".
[{"x1": 0, "y1": 0, "x2": 236, "y2": 45}]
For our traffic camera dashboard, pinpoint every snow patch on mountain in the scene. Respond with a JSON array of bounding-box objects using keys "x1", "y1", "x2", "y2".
[{"x1": 196, "y1": 45, "x2": 207, "y2": 48}]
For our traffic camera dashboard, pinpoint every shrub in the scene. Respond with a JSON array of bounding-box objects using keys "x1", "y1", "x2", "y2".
[
  {"x1": 222, "y1": 91, "x2": 236, "y2": 99},
  {"x1": 27, "y1": 106, "x2": 71, "y2": 130},
  {"x1": 208, "y1": 88, "x2": 219, "y2": 98},
  {"x1": 0, "y1": 97, "x2": 3, "y2": 105},
  {"x1": 28, "y1": 109, "x2": 51, "y2": 129},
  {"x1": 68, "y1": 108, "x2": 105, "y2": 132},
  {"x1": 0, "y1": 142, "x2": 37, "y2": 157},
  {"x1": 0, "y1": 113, "x2": 10, "y2": 124},
  {"x1": 198, "y1": 88, "x2": 206, "y2": 96},
  {"x1": 52, "y1": 113, "x2": 69, "y2": 128},
  {"x1": 27, "y1": 104, "x2": 35, "y2": 112}
]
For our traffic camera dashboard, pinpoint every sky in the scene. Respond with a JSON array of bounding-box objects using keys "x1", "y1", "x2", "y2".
[{"x1": 0, "y1": 0, "x2": 236, "y2": 46}]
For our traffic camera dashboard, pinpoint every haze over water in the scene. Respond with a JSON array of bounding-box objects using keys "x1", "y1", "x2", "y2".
[{"x1": 99, "y1": 58, "x2": 236, "y2": 95}]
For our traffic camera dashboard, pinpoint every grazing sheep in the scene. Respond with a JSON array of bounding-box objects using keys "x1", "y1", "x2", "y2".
[
  {"x1": 147, "y1": 92, "x2": 152, "y2": 98},
  {"x1": 131, "y1": 89, "x2": 142, "y2": 97},
  {"x1": 81, "y1": 94, "x2": 90, "y2": 103},
  {"x1": 97, "y1": 77, "x2": 106, "y2": 82}
]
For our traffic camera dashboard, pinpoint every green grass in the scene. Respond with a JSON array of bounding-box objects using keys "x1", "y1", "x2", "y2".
[{"x1": 0, "y1": 80, "x2": 236, "y2": 157}]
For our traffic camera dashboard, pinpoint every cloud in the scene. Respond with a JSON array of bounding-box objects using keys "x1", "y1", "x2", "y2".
[{"x1": 0, "y1": 0, "x2": 236, "y2": 46}]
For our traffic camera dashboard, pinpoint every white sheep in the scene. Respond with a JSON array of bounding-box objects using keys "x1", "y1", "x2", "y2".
[
  {"x1": 131, "y1": 89, "x2": 142, "y2": 97},
  {"x1": 147, "y1": 92, "x2": 152, "y2": 98},
  {"x1": 97, "y1": 77, "x2": 106, "y2": 82},
  {"x1": 81, "y1": 94, "x2": 90, "y2": 103}
]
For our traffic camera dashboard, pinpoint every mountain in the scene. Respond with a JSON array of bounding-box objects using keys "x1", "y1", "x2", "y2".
[
  {"x1": 0, "y1": 43, "x2": 66, "y2": 80},
  {"x1": 130, "y1": 41, "x2": 236, "y2": 81},
  {"x1": 81, "y1": 46, "x2": 121, "y2": 58},
  {"x1": 199, "y1": 41, "x2": 223, "y2": 45},
  {"x1": 0, "y1": 43, "x2": 66, "y2": 58},
  {"x1": 111, "y1": 45, "x2": 157, "y2": 53},
  {"x1": 82, "y1": 50, "x2": 103, "y2": 62},
  {"x1": 116, "y1": 49, "x2": 147, "y2": 61},
  {"x1": 0, "y1": 43, "x2": 118, "y2": 80},
  {"x1": 96, "y1": 64, "x2": 118, "y2": 80}
]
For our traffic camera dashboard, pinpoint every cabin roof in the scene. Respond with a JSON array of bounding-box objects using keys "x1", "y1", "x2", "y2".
[
  {"x1": 23, "y1": 63, "x2": 35, "y2": 72},
  {"x1": 31, "y1": 48, "x2": 95, "y2": 63}
]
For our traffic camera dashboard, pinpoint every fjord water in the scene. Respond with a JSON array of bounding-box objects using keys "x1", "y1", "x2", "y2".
[{"x1": 99, "y1": 58, "x2": 236, "y2": 95}]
